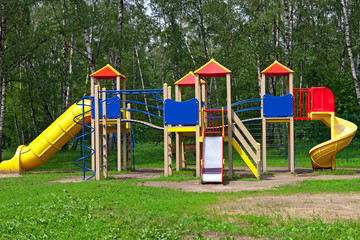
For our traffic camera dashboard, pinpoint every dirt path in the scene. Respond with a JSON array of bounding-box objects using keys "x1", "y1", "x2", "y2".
[{"x1": 141, "y1": 167, "x2": 360, "y2": 193}]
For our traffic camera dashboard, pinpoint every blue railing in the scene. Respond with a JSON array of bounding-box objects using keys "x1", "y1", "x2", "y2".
[{"x1": 73, "y1": 97, "x2": 95, "y2": 181}]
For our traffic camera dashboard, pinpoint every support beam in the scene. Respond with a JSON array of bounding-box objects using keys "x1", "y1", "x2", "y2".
[
  {"x1": 163, "y1": 84, "x2": 169, "y2": 176},
  {"x1": 226, "y1": 73, "x2": 233, "y2": 179},
  {"x1": 90, "y1": 77, "x2": 96, "y2": 171},
  {"x1": 195, "y1": 74, "x2": 201, "y2": 178},
  {"x1": 122, "y1": 78, "x2": 127, "y2": 170},
  {"x1": 102, "y1": 88, "x2": 108, "y2": 178},
  {"x1": 94, "y1": 85, "x2": 101, "y2": 180},
  {"x1": 261, "y1": 73, "x2": 267, "y2": 172},
  {"x1": 116, "y1": 76, "x2": 121, "y2": 171}
]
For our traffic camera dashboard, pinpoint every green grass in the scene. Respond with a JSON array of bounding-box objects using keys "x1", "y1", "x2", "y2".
[
  {"x1": 0, "y1": 173, "x2": 360, "y2": 239},
  {"x1": 313, "y1": 169, "x2": 358, "y2": 175}
]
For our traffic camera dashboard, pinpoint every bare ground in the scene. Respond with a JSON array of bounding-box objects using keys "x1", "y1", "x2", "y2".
[
  {"x1": 218, "y1": 193, "x2": 360, "y2": 221},
  {"x1": 3, "y1": 167, "x2": 360, "y2": 221},
  {"x1": 140, "y1": 167, "x2": 360, "y2": 193}
]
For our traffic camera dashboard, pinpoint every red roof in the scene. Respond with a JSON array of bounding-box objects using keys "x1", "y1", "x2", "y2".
[
  {"x1": 194, "y1": 59, "x2": 231, "y2": 78},
  {"x1": 174, "y1": 72, "x2": 207, "y2": 87},
  {"x1": 90, "y1": 64, "x2": 126, "y2": 79},
  {"x1": 261, "y1": 61, "x2": 293, "y2": 77}
]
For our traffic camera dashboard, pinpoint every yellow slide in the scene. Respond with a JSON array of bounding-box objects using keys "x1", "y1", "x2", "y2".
[
  {"x1": 0, "y1": 100, "x2": 91, "y2": 173},
  {"x1": 309, "y1": 112, "x2": 358, "y2": 170}
]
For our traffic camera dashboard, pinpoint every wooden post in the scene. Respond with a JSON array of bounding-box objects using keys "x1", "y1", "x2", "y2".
[
  {"x1": 91, "y1": 77, "x2": 96, "y2": 171},
  {"x1": 226, "y1": 73, "x2": 233, "y2": 179},
  {"x1": 163, "y1": 84, "x2": 169, "y2": 176},
  {"x1": 116, "y1": 76, "x2": 121, "y2": 171},
  {"x1": 102, "y1": 88, "x2": 108, "y2": 178},
  {"x1": 201, "y1": 83, "x2": 207, "y2": 109},
  {"x1": 175, "y1": 84, "x2": 180, "y2": 171},
  {"x1": 261, "y1": 73, "x2": 267, "y2": 173},
  {"x1": 127, "y1": 103, "x2": 132, "y2": 169},
  {"x1": 181, "y1": 135, "x2": 185, "y2": 169},
  {"x1": 94, "y1": 85, "x2": 101, "y2": 180},
  {"x1": 122, "y1": 78, "x2": 127, "y2": 170},
  {"x1": 288, "y1": 73, "x2": 294, "y2": 173},
  {"x1": 167, "y1": 85, "x2": 173, "y2": 176},
  {"x1": 195, "y1": 74, "x2": 201, "y2": 178}
]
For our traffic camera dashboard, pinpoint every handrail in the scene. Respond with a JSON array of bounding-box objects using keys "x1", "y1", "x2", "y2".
[{"x1": 120, "y1": 100, "x2": 163, "y2": 110}]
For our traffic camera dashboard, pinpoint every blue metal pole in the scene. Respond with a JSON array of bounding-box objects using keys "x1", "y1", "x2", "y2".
[{"x1": 82, "y1": 99, "x2": 86, "y2": 180}]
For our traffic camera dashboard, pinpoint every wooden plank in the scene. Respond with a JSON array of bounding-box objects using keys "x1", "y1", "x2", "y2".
[
  {"x1": 116, "y1": 77, "x2": 121, "y2": 171},
  {"x1": 167, "y1": 127, "x2": 196, "y2": 132},
  {"x1": 233, "y1": 127, "x2": 257, "y2": 161},
  {"x1": 232, "y1": 112, "x2": 258, "y2": 148},
  {"x1": 227, "y1": 73, "x2": 233, "y2": 179},
  {"x1": 94, "y1": 85, "x2": 101, "y2": 180},
  {"x1": 232, "y1": 138, "x2": 258, "y2": 178},
  {"x1": 261, "y1": 73, "x2": 266, "y2": 173},
  {"x1": 102, "y1": 88, "x2": 108, "y2": 178}
]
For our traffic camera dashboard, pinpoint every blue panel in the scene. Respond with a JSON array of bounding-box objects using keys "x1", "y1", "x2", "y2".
[
  {"x1": 91, "y1": 96, "x2": 120, "y2": 119},
  {"x1": 164, "y1": 98, "x2": 199, "y2": 125},
  {"x1": 263, "y1": 94, "x2": 293, "y2": 117}
]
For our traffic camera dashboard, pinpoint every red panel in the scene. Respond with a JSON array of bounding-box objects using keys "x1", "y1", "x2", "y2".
[
  {"x1": 293, "y1": 88, "x2": 311, "y2": 120},
  {"x1": 310, "y1": 87, "x2": 334, "y2": 112},
  {"x1": 262, "y1": 61, "x2": 293, "y2": 77},
  {"x1": 194, "y1": 60, "x2": 231, "y2": 78},
  {"x1": 174, "y1": 72, "x2": 206, "y2": 86},
  {"x1": 201, "y1": 109, "x2": 227, "y2": 135},
  {"x1": 90, "y1": 65, "x2": 126, "y2": 79}
]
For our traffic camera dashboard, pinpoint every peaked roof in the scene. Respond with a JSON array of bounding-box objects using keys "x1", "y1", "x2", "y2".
[
  {"x1": 90, "y1": 64, "x2": 126, "y2": 79},
  {"x1": 261, "y1": 61, "x2": 293, "y2": 77},
  {"x1": 174, "y1": 72, "x2": 207, "y2": 87},
  {"x1": 194, "y1": 59, "x2": 231, "y2": 78}
]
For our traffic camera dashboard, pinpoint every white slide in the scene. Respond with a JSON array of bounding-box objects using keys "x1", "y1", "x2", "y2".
[{"x1": 201, "y1": 136, "x2": 224, "y2": 183}]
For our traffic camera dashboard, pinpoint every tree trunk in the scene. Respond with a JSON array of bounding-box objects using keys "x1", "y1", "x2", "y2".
[
  {"x1": 61, "y1": 0, "x2": 67, "y2": 115},
  {"x1": 0, "y1": 78, "x2": 7, "y2": 161},
  {"x1": 84, "y1": 28, "x2": 96, "y2": 73},
  {"x1": 135, "y1": 47, "x2": 151, "y2": 123},
  {"x1": 340, "y1": 0, "x2": 360, "y2": 108},
  {"x1": 0, "y1": 2, "x2": 6, "y2": 161},
  {"x1": 283, "y1": 0, "x2": 293, "y2": 67}
]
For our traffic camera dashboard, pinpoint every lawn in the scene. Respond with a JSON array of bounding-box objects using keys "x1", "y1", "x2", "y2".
[{"x1": 1, "y1": 142, "x2": 360, "y2": 239}]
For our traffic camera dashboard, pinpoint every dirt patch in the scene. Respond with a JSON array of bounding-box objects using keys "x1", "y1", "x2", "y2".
[
  {"x1": 185, "y1": 232, "x2": 261, "y2": 240},
  {"x1": 141, "y1": 167, "x2": 360, "y2": 193},
  {"x1": 219, "y1": 193, "x2": 360, "y2": 221},
  {"x1": 51, "y1": 168, "x2": 162, "y2": 183},
  {"x1": 0, "y1": 173, "x2": 21, "y2": 179}
]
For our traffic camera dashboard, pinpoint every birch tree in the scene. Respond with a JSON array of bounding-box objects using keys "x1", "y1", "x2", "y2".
[{"x1": 340, "y1": 0, "x2": 360, "y2": 108}]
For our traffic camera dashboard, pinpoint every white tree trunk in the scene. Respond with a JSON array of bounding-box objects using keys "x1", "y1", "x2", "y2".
[
  {"x1": 135, "y1": 47, "x2": 152, "y2": 123},
  {"x1": 340, "y1": 0, "x2": 360, "y2": 107}
]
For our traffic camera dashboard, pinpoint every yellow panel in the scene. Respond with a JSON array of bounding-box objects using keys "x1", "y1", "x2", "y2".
[
  {"x1": 167, "y1": 127, "x2": 196, "y2": 133},
  {"x1": 232, "y1": 138, "x2": 258, "y2": 178},
  {"x1": 266, "y1": 118, "x2": 290, "y2": 123}
]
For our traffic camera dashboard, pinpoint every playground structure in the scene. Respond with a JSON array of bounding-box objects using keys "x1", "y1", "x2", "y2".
[{"x1": 0, "y1": 59, "x2": 357, "y2": 182}]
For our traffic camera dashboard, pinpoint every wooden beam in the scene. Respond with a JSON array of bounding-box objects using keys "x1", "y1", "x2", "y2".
[
  {"x1": 261, "y1": 73, "x2": 267, "y2": 173},
  {"x1": 102, "y1": 88, "x2": 108, "y2": 178},
  {"x1": 227, "y1": 73, "x2": 233, "y2": 179},
  {"x1": 94, "y1": 85, "x2": 101, "y2": 180},
  {"x1": 116, "y1": 76, "x2": 121, "y2": 171}
]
